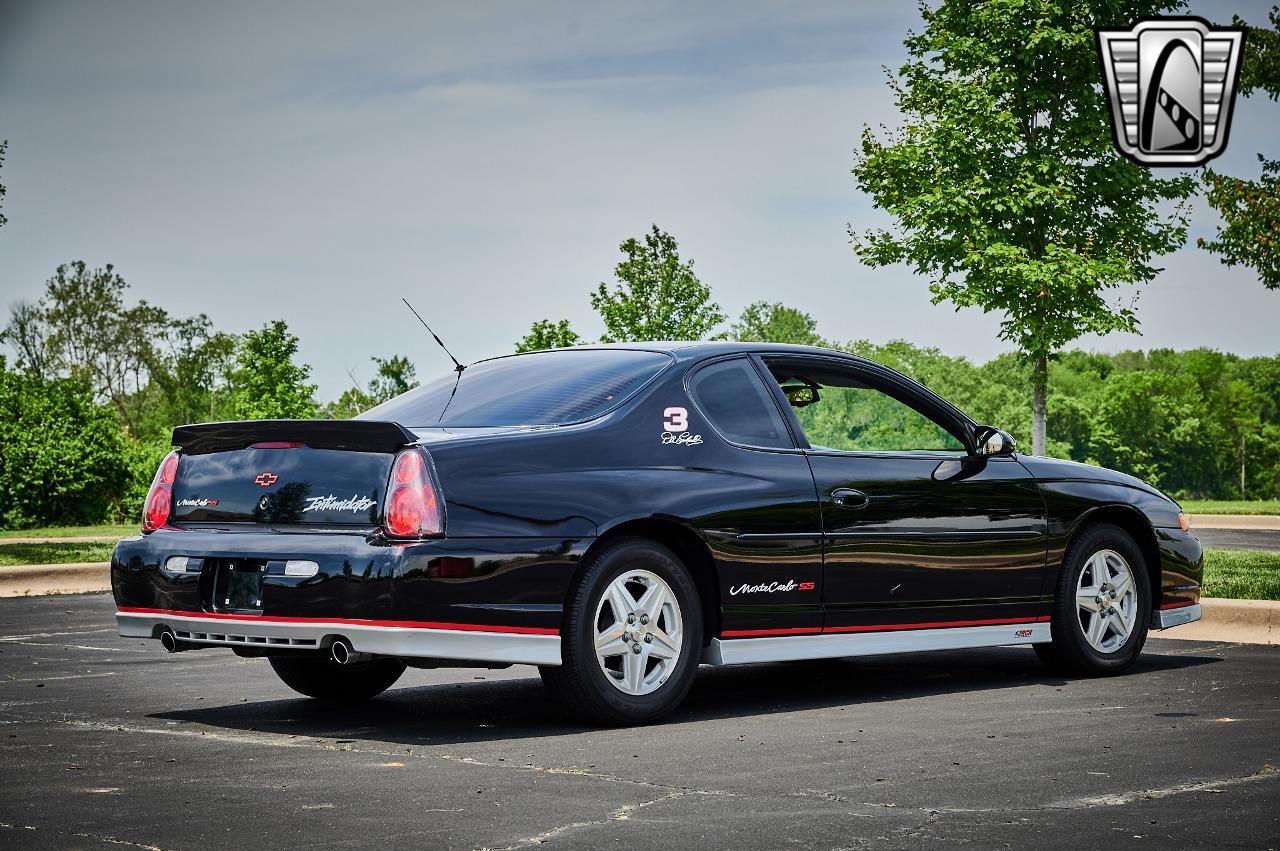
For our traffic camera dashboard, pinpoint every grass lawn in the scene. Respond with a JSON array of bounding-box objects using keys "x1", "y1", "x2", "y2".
[
  {"x1": 0, "y1": 541, "x2": 116, "y2": 567},
  {"x1": 1202, "y1": 548, "x2": 1280, "y2": 601},
  {"x1": 0, "y1": 524, "x2": 136, "y2": 540},
  {"x1": 1181, "y1": 500, "x2": 1280, "y2": 516}
]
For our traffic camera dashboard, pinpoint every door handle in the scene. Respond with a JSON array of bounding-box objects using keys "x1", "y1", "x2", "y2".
[{"x1": 830, "y1": 488, "x2": 869, "y2": 510}]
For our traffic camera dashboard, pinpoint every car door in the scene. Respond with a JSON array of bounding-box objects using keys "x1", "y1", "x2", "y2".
[{"x1": 758, "y1": 354, "x2": 1048, "y2": 632}]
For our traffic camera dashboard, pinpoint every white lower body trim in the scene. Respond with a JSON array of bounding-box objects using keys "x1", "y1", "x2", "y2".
[
  {"x1": 1154, "y1": 603, "x2": 1202, "y2": 630},
  {"x1": 703, "y1": 621, "x2": 1052, "y2": 666},
  {"x1": 116, "y1": 612, "x2": 561, "y2": 667}
]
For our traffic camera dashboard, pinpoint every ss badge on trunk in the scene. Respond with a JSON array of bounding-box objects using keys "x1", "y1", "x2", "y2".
[{"x1": 1096, "y1": 17, "x2": 1245, "y2": 167}]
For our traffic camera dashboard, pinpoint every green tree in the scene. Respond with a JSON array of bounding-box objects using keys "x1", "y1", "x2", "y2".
[
  {"x1": 516, "y1": 319, "x2": 581, "y2": 353},
  {"x1": 0, "y1": 357, "x2": 131, "y2": 528},
  {"x1": 1, "y1": 261, "x2": 170, "y2": 434},
  {"x1": 327, "y1": 355, "x2": 419, "y2": 418},
  {"x1": 591, "y1": 225, "x2": 724, "y2": 342},
  {"x1": 850, "y1": 0, "x2": 1195, "y2": 456},
  {"x1": 140, "y1": 315, "x2": 238, "y2": 435},
  {"x1": 725, "y1": 301, "x2": 826, "y2": 346},
  {"x1": 227, "y1": 321, "x2": 317, "y2": 419},
  {"x1": 1199, "y1": 7, "x2": 1278, "y2": 289}
]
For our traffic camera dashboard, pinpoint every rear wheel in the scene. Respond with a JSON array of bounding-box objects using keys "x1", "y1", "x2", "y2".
[
  {"x1": 540, "y1": 537, "x2": 702, "y2": 725},
  {"x1": 1035, "y1": 523, "x2": 1151, "y2": 674},
  {"x1": 269, "y1": 655, "x2": 406, "y2": 701}
]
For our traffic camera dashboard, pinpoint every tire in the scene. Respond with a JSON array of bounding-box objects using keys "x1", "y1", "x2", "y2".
[
  {"x1": 540, "y1": 537, "x2": 703, "y2": 725},
  {"x1": 1035, "y1": 523, "x2": 1151, "y2": 675},
  {"x1": 269, "y1": 655, "x2": 406, "y2": 701}
]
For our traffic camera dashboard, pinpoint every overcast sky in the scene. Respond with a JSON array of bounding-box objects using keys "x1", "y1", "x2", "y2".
[{"x1": 1, "y1": 1, "x2": 1276, "y2": 398}]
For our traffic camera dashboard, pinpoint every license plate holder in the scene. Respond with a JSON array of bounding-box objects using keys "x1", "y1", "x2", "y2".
[{"x1": 214, "y1": 560, "x2": 266, "y2": 613}]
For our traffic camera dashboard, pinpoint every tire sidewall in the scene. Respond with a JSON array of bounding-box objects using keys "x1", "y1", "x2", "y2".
[
  {"x1": 1054, "y1": 524, "x2": 1151, "y2": 672},
  {"x1": 565, "y1": 539, "x2": 703, "y2": 723}
]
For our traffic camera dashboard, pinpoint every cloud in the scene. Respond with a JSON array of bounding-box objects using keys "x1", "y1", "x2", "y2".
[{"x1": 0, "y1": 0, "x2": 1274, "y2": 396}]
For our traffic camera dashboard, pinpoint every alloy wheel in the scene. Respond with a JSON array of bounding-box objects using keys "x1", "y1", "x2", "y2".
[
  {"x1": 593, "y1": 569, "x2": 683, "y2": 695},
  {"x1": 1075, "y1": 548, "x2": 1139, "y2": 653}
]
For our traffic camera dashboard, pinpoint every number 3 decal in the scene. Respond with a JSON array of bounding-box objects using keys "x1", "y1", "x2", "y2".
[{"x1": 663, "y1": 407, "x2": 689, "y2": 433}]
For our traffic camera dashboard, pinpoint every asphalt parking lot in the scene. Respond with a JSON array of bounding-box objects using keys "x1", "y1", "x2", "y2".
[
  {"x1": 1195, "y1": 528, "x2": 1280, "y2": 552},
  {"x1": 1, "y1": 594, "x2": 1277, "y2": 850}
]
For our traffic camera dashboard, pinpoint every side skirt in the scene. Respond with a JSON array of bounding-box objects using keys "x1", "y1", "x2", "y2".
[{"x1": 703, "y1": 621, "x2": 1051, "y2": 666}]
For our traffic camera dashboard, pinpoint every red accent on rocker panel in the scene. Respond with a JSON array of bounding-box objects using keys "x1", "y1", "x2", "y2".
[
  {"x1": 116, "y1": 607, "x2": 559, "y2": 636},
  {"x1": 1159, "y1": 600, "x2": 1197, "y2": 610},
  {"x1": 720, "y1": 626, "x2": 823, "y2": 638},
  {"x1": 721, "y1": 615, "x2": 1050, "y2": 639},
  {"x1": 822, "y1": 615, "x2": 1050, "y2": 634}
]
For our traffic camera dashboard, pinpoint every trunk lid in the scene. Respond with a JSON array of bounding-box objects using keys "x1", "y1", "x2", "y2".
[{"x1": 168, "y1": 421, "x2": 412, "y2": 527}]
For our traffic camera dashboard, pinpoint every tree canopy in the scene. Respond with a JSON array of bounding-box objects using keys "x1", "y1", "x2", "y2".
[
  {"x1": 723, "y1": 301, "x2": 826, "y2": 346},
  {"x1": 592, "y1": 225, "x2": 724, "y2": 342},
  {"x1": 1199, "y1": 6, "x2": 1279, "y2": 290},
  {"x1": 516, "y1": 319, "x2": 581, "y2": 353},
  {"x1": 850, "y1": 0, "x2": 1195, "y2": 455}
]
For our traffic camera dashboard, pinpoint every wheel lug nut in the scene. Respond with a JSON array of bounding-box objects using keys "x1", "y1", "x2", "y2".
[
  {"x1": 627, "y1": 614, "x2": 636, "y2": 624},
  {"x1": 631, "y1": 645, "x2": 642, "y2": 654},
  {"x1": 644, "y1": 634, "x2": 653, "y2": 644},
  {"x1": 640, "y1": 615, "x2": 649, "y2": 625}
]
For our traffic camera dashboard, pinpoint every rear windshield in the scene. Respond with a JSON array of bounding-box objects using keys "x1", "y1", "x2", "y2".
[{"x1": 359, "y1": 349, "x2": 672, "y2": 427}]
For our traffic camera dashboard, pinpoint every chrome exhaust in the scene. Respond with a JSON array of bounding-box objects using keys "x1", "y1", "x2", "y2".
[
  {"x1": 159, "y1": 630, "x2": 186, "y2": 653},
  {"x1": 329, "y1": 637, "x2": 372, "y2": 665}
]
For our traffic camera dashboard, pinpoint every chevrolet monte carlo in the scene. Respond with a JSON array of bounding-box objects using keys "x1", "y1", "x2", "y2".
[{"x1": 112, "y1": 343, "x2": 1203, "y2": 724}]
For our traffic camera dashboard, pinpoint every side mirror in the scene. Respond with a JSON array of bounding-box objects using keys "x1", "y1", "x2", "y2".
[{"x1": 974, "y1": 426, "x2": 1016, "y2": 457}]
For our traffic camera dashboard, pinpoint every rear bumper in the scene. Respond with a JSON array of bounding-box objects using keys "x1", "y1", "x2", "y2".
[
  {"x1": 117, "y1": 607, "x2": 560, "y2": 665},
  {"x1": 112, "y1": 527, "x2": 586, "y2": 663}
]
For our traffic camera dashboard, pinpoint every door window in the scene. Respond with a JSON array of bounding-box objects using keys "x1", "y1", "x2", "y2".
[
  {"x1": 767, "y1": 362, "x2": 965, "y2": 454},
  {"x1": 688, "y1": 359, "x2": 793, "y2": 449}
]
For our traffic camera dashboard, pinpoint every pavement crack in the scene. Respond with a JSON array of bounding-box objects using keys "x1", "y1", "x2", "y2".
[
  {"x1": 1043, "y1": 765, "x2": 1280, "y2": 809},
  {"x1": 0, "y1": 820, "x2": 173, "y2": 850},
  {"x1": 478, "y1": 790, "x2": 691, "y2": 850},
  {"x1": 439, "y1": 753, "x2": 736, "y2": 797}
]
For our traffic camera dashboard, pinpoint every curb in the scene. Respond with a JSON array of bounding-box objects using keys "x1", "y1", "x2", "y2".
[
  {"x1": 1158, "y1": 598, "x2": 1278, "y2": 646},
  {"x1": 1188, "y1": 514, "x2": 1280, "y2": 531},
  {"x1": 0, "y1": 562, "x2": 110, "y2": 598}
]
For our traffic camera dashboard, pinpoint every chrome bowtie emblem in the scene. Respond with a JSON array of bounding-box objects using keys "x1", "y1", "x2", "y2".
[{"x1": 1096, "y1": 17, "x2": 1246, "y2": 166}]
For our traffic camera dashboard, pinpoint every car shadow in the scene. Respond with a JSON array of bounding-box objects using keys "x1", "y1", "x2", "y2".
[{"x1": 150, "y1": 645, "x2": 1221, "y2": 747}]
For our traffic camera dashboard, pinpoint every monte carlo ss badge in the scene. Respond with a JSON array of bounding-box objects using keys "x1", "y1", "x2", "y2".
[{"x1": 1096, "y1": 17, "x2": 1245, "y2": 166}]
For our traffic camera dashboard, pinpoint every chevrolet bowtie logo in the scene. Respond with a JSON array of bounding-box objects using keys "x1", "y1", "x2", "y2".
[{"x1": 254, "y1": 472, "x2": 279, "y2": 487}]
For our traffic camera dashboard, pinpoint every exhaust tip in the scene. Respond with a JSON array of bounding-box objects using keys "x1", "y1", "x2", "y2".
[
  {"x1": 160, "y1": 630, "x2": 178, "y2": 653},
  {"x1": 330, "y1": 638, "x2": 352, "y2": 665}
]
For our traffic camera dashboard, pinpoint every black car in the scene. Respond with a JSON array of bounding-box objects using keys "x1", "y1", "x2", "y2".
[{"x1": 112, "y1": 342, "x2": 1203, "y2": 724}]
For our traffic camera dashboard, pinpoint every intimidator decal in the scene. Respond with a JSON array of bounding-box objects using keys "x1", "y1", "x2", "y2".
[
  {"x1": 302, "y1": 494, "x2": 377, "y2": 514},
  {"x1": 661, "y1": 406, "x2": 704, "y2": 446}
]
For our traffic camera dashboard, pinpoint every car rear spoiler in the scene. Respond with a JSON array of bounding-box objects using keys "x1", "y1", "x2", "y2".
[{"x1": 171, "y1": 420, "x2": 419, "y2": 455}]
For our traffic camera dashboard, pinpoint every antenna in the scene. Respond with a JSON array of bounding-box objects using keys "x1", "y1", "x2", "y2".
[{"x1": 402, "y1": 298, "x2": 465, "y2": 372}]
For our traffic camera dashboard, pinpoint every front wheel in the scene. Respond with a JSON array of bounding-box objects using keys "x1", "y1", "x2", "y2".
[
  {"x1": 540, "y1": 537, "x2": 703, "y2": 725},
  {"x1": 1035, "y1": 523, "x2": 1151, "y2": 674},
  {"x1": 269, "y1": 655, "x2": 406, "y2": 701}
]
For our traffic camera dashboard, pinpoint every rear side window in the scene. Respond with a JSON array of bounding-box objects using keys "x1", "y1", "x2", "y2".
[
  {"x1": 360, "y1": 349, "x2": 672, "y2": 427},
  {"x1": 688, "y1": 358, "x2": 792, "y2": 449}
]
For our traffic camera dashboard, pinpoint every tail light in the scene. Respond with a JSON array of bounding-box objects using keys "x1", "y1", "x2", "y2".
[
  {"x1": 143, "y1": 451, "x2": 181, "y2": 532},
  {"x1": 383, "y1": 448, "x2": 444, "y2": 538}
]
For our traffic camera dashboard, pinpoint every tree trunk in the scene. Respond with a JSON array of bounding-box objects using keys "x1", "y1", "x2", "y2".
[
  {"x1": 1031, "y1": 352, "x2": 1048, "y2": 457},
  {"x1": 1240, "y1": 433, "x2": 1247, "y2": 500}
]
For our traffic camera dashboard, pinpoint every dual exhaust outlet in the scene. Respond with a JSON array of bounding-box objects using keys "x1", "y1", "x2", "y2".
[{"x1": 159, "y1": 629, "x2": 371, "y2": 665}]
